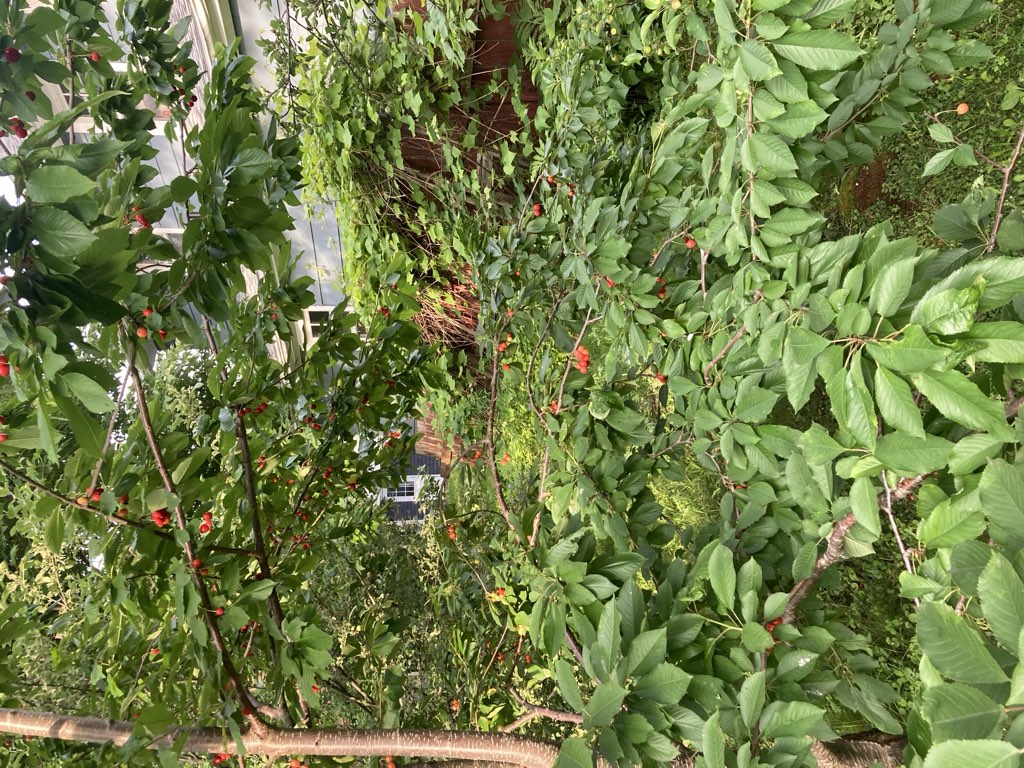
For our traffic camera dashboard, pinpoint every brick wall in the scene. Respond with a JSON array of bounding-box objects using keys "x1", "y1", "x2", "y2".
[{"x1": 416, "y1": 405, "x2": 461, "y2": 467}]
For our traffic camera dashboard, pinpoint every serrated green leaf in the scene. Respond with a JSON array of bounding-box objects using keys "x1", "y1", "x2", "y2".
[
  {"x1": 917, "y1": 601, "x2": 1008, "y2": 683},
  {"x1": 739, "y1": 39, "x2": 781, "y2": 80},
  {"x1": 913, "y1": 369, "x2": 1014, "y2": 440},
  {"x1": 709, "y1": 543, "x2": 736, "y2": 609},
  {"x1": 25, "y1": 165, "x2": 96, "y2": 203},
  {"x1": 922, "y1": 684, "x2": 1003, "y2": 742},
  {"x1": 633, "y1": 662, "x2": 691, "y2": 705},
  {"x1": 921, "y1": 740, "x2": 1018, "y2": 768},
  {"x1": 739, "y1": 670, "x2": 766, "y2": 729},
  {"x1": 759, "y1": 700, "x2": 826, "y2": 737},
  {"x1": 874, "y1": 431, "x2": 955, "y2": 475},
  {"x1": 978, "y1": 553, "x2": 1024, "y2": 651},
  {"x1": 772, "y1": 30, "x2": 863, "y2": 70},
  {"x1": 874, "y1": 366, "x2": 925, "y2": 438}
]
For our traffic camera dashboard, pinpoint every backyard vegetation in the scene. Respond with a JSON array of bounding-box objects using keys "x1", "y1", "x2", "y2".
[{"x1": 0, "y1": 0, "x2": 1023, "y2": 766}]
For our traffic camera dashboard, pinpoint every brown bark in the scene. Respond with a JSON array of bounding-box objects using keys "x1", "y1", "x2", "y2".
[{"x1": 0, "y1": 708, "x2": 560, "y2": 767}]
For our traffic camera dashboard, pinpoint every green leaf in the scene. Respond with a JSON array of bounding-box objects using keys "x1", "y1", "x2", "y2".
[
  {"x1": 919, "y1": 498, "x2": 987, "y2": 549},
  {"x1": 624, "y1": 628, "x2": 667, "y2": 677},
  {"x1": 923, "y1": 149, "x2": 956, "y2": 177},
  {"x1": 555, "y1": 737, "x2": 594, "y2": 768},
  {"x1": 979, "y1": 553, "x2": 1024, "y2": 651},
  {"x1": 59, "y1": 372, "x2": 116, "y2": 414},
  {"x1": 870, "y1": 257, "x2": 916, "y2": 317},
  {"x1": 739, "y1": 39, "x2": 781, "y2": 80},
  {"x1": 44, "y1": 506, "x2": 65, "y2": 554},
  {"x1": 555, "y1": 660, "x2": 584, "y2": 711},
  {"x1": 917, "y1": 601, "x2": 1008, "y2": 683},
  {"x1": 25, "y1": 166, "x2": 97, "y2": 203},
  {"x1": 913, "y1": 369, "x2": 1014, "y2": 440},
  {"x1": 948, "y1": 434, "x2": 1005, "y2": 476},
  {"x1": 850, "y1": 477, "x2": 880, "y2": 537},
  {"x1": 772, "y1": 30, "x2": 862, "y2": 70},
  {"x1": 874, "y1": 366, "x2": 925, "y2": 438},
  {"x1": 228, "y1": 147, "x2": 275, "y2": 184},
  {"x1": 956, "y1": 322, "x2": 1024, "y2": 363},
  {"x1": 702, "y1": 711, "x2": 725, "y2": 768},
  {"x1": 766, "y1": 99, "x2": 828, "y2": 138},
  {"x1": 709, "y1": 543, "x2": 736, "y2": 609},
  {"x1": 739, "y1": 670, "x2": 766, "y2": 729},
  {"x1": 741, "y1": 622, "x2": 775, "y2": 652},
  {"x1": 583, "y1": 681, "x2": 627, "y2": 727},
  {"x1": 32, "y1": 206, "x2": 98, "y2": 259},
  {"x1": 922, "y1": 684, "x2": 1004, "y2": 742},
  {"x1": 759, "y1": 701, "x2": 826, "y2": 738},
  {"x1": 921, "y1": 740, "x2": 1018, "y2": 768},
  {"x1": 633, "y1": 662, "x2": 691, "y2": 705},
  {"x1": 911, "y1": 279, "x2": 984, "y2": 335},
  {"x1": 981, "y1": 460, "x2": 1024, "y2": 550},
  {"x1": 874, "y1": 431, "x2": 955, "y2": 475},
  {"x1": 748, "y1": 133, "x2": 798, "y2": 172},
  {"x1": 867, "y1": 326, "x2": 949, "y2": 374},
  {"x1": 732, "y1": 386, "x2": 779, "y2": 423},
  {"x1": 238, "y1": 579, "x2": 277, "y2": 603}
]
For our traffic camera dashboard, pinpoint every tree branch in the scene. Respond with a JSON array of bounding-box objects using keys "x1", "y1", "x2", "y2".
[
  {"x1": 988, "y1": 121, "x2": 1024, "y2": 252},
  {"x1": 703, "y1": 325, "x2": 746, "y2": 386},
  {"x1": 782, "y1": 473, "x2": 929, "y2": 623},
  {"x1": 0, "y1": 708, "x2": 560, "y2": 768}
]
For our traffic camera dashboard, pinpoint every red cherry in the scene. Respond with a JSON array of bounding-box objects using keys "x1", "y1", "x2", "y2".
[
  {"x1": 191, "y1": 558, "x2": 202, "y2": 568},
  {"x1": 88, "y1": 51, "x2": 101, "y2": 63},
  {"x1": 533, "y1": 203, "x2": 542, "y2": 217},
  {"x1": 685, "y1": 238, "x2": 697, "y2": 249},
  {"x1": 0, "y1": 434, "x2": 8, "y2": 443},
  {"x1": 90, "y1": 489, "x2": 102, "y2": 502},
  {"x1": 142, "y1": 307, "x2": 153, "y2": 317},
  {"x1": 656, "y1": 373, "x2": 667, "y2": 384},
  {"x1": 199, "y1": 523, "x2": 211, "y2": 534},
  {"x1": 24, "y1": 90, "x2": 35, "y2": 101},
  {"x1": 136, "y1": 327, "x2": 148, "y2": 339},
  {"x1": 178, "y1": 65, "x2": 186, "y2": 73},
  {"x1": 118, "y1": 494, "x2": 129, "y2": 504},
  {"x1": 158, "y1": 329, "x2": 167, "y2": 340},
  {"x1": 215, "y1": 607, "x2": 224, "y2": 616},
  {"x1": 150, "y1": 647, "x2": 159, "y2": 657},
  {"x1": 0, "y1": 364, "x2": 9, "y2": 377},
  {"x1": 150, "y1": 508, "x2": 170, "y2": 527},
  {"x1": 13, "y1": 126, "x2": 26, "y2": 139},
  {"x1": 4, "y1": 47, "x2": 21, "y2": 63}
]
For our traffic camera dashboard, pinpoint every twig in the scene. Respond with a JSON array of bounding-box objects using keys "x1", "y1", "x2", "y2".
[
  {"x1": 87, "y1": 349, "x2": 136, "y2": 496},
  {"x1": 881, "y1": 473, "x2": 919, "y2": 607},
  {"x1": 485, "y1": 322, "x2": 512, "y2": 522},
  {"x1": 987, "y1": 122, "x2": 1024, "y2": 253},
  {"x1": 703, "y1": 325, "x2": 746, "y2": 385},
  {"x1": 501, "y1": 691, "x2": 583, "y2": 732},
  {"x1": 923, "y1": 113, "x2": 1002, "y2": 169},
  {"x1": 1005, "y1": 393, "x2": 1024, "y2": 420},
  {"x1": 700, "y1": 249, "x2": 708, "y2": 300},
  {"x1": 525, "y1": 292, "x2": 567, "y2": 424}
]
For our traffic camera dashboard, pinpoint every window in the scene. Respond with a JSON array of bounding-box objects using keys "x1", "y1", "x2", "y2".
[
  {"x1": 303, "y1": 307, "x2": 333, "y2": 345},
  {"x1": 386, "y1": 481, "x2": 416, "y2": 500}
]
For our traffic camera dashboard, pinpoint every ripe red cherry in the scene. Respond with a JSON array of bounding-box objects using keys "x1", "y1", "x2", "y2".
[
  {"x1": 136, "y1": 327, "x2": 148, "y2": 339},
  {"x1": 685, "y1": 238, "x2": 697, "y2": 249},
  {"x1": 13, "y1": 125, "x2": 26, "y2": 139},
  {"x1": 656, "y1": 373, "x2": 667, "y2": 384},
  {"x1": 191, "y1": 558, "x2": 201, "y2": 568},
  {"x1": 142, "y1": 307, "x2": 153, "y2": 317},
  {"x1": 0, "y1": 434, "x2": 8, "y2": 443},
  {"x1": 4, "y1": 47, "x2": 21, "y2": 63},
  {"x1": 199, "y1": 523, "x2": 211, "y2": 534},
  {"x1": 88, "y1": 51, "x2": 101, "y2": 63},
  {"x1": 158, "y1": 329, "x2": 167, "y2": 340},
  {"x1": 215, "y1": 607, "x2": 224, "y2": 616},
  {"x1": 533, "y1": 203, "x2": 542, "y2": 217},
  {"x1": 90, "y1": 488, "x2": 102, "y2": 502},
  {"x1": 24, "y1": 90, "x2": 35, "y2": 101},
  {"x1": 0, "y1": 364, "x2": 9, "y2": 377},
  {"x1": 151, "y1": 508, "x2": 170, "y2": 527}
]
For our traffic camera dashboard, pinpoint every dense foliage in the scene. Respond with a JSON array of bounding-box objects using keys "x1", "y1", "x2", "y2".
[{"x1": 1, "y1": 0, "x2": 1023, "y2": 766}]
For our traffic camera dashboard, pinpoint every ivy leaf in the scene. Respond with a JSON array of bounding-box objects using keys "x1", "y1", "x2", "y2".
[
  {"x1": 916, "y1": 601, "x2": 1008, "y2": 684},
  {"x1": 25, "y1": 165, "x2": 96, "y2": 203},
  {"x1": 913, "y1": 369, "x2": 1014, "y2": 440},
  {"x1": 772, "y1": 30, "x2": 863, "y2": 70}
]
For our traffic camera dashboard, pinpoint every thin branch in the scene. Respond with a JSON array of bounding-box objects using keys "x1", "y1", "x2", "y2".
[
  {"x1": 881, "y1": 473, "x2": 919, "y2": 608},
  {"x1": 485, "y1": 321, "x2": 511, "y2": 522},
  {"x1": 987, "y1": 122, "x2": 1024, "y2": 253},
  {"x1": 87, "y1": 349, "x2": 136, "y2": 496},
  {"x1": 703, "y1": 325, "x2": 747, "y2": 386},
  {"x1": 923, "y1": 113, "x2": 1002, "y2": 169},
  {"x1": 125, "y1": 356, "x2": 264, "y2": 729},
  {"x1": 501, "y1": 693, "x2": 582, "y2": 733}
]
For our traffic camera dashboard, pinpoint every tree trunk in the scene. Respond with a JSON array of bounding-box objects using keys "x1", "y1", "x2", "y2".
[{"x1": 0, "y1": 708, "x2": 560, "y2": 768}]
